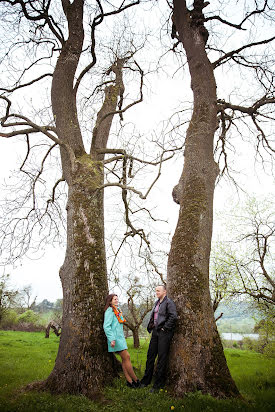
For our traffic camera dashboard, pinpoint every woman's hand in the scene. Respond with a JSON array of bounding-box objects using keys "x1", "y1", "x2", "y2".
[{"x1": 111, "y1": 340, "x2": 115, "y2": 347}]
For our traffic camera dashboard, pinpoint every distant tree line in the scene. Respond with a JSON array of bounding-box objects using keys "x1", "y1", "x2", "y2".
[{"x1": 0, "y1": 276, "x2": 62, "y2": 331}]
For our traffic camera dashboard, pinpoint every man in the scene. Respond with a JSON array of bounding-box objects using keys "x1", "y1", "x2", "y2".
[{"x1": 140, "y1": 285, "x2": 177, "y2": 391}]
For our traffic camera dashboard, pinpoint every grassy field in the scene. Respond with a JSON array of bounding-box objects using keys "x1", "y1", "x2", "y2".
[{"x1": 0, "y1": 331, "x2": 274, "y2": 412}]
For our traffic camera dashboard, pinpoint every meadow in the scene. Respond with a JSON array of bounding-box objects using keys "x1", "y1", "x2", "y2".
[{"x1": 0, "y1": 330, "x2": 274, "y2": 412}]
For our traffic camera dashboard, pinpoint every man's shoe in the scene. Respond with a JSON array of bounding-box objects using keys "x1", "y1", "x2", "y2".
[
  {"x1": 126, "y1": 381, "x2": 136, "y2": 389},
  {"x1": 132, "y1": 379, "x2": 141, "y2": 388}
]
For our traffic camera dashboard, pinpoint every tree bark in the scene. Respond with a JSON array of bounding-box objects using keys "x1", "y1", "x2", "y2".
[
  {"x1": 36, "y1": 0, "x2": 124, "y2": 398},
  {"x1": 124, "y1": 325, "x2": 129, "y2": 339},
  {"x1": 167, "y1": 0, "x2": 239, "y2": 398},
  {"x1": 132, "y1": 328, "x2": 140, "y2": 348},
  {"x1": 43, "y1": 169, "x2": 115, "y2": 398}
]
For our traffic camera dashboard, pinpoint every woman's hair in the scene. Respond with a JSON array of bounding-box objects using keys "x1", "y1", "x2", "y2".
[{"x1": 104, "y1": 293, "x2": 117, "y2": 312}]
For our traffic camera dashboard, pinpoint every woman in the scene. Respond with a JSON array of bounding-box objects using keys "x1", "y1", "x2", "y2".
[{"x1": 103, "y1": 293, "x2": 140, "y2": 388}]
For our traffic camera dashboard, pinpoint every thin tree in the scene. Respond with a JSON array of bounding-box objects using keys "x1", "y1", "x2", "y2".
[
  {"x1": 123, "y1": 275, "x2": 154, "y2": 348},
  {"x1": 0, "y1": 273, "x2": 19, "y2": 324},
  {"x1": 19, "y1": 285, "x2": 37, "y2": 310},
  {"x1": 209, "y1": 244, "x2": 233, "y2": 315},
  {"x1": 167, "y1": 0, "x2": 274, "y2": 398}
]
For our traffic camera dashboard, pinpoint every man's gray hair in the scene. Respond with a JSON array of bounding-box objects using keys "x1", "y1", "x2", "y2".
[{"x1": 157, "y1": 284, "x2": 166, "y2": 291}]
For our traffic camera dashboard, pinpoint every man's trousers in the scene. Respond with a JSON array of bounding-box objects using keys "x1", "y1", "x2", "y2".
[{"x1": 141, "y1": 328, "x2": 173, "y2": 388}]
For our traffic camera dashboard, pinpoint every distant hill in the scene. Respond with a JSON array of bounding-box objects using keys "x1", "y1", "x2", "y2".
[
  {"x1": 215, "y1": 301, "x2": 254, "y2": 319},
  {"x1": 215, "y1": 301, "x2": 258, "y2": 333}
]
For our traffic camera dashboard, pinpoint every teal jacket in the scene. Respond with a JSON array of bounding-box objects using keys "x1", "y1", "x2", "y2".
[{"x1": 103, "y1": 307, "x2": 128, "y2": 353}]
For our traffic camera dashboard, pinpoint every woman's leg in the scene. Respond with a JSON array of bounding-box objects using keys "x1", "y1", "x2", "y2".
[{"x1": 118, "y1": 350, "x2": 138, "y2": 382}]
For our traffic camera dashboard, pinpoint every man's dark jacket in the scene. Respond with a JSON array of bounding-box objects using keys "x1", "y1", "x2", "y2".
[{"x1": 147, "y1": 296, "x2": 177, "y2": 333}]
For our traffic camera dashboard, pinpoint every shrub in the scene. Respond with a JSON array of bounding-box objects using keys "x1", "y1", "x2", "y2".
[
  {"x1": 1, "y1": 309, "x2": 51, "y2": 332},
  {"x1": 16, "y1": 310, "x2": 44, "y2": 332},
  {"x1": 262, "y1": 341, "x2": 275, "y2": 358},
  {"x1": 17, "y1": 310, "x2": 40, "y2": 324},
  {"x1": 222, "y1": 339, "x2": 241, "y2": 349},
  {"x1": 253, "y1": 336, "x2": 275, "y2": 357},
  {"x1": 0, "y1": 309, "x2": 18, "y2": 329},
  {"x1": 242, "y1": 337, "x2": 256, "y2": 351}
]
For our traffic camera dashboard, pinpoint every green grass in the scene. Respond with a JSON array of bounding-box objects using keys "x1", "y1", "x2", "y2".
[{"x1": 0, "y1": 331, "x2": 274, "y2": 411}]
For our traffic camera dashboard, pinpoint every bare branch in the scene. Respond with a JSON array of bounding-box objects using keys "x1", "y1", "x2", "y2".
[
  {"x1": 217, "y1": 96, "x2": 275, "y2": 115},
  {"x1": 46, "y1": 177, "x2": 66, "y2": 206},
  {"x1": 2, "y1": 0, "x2": 65, "y2": 44},
  {"x1": 206, "y1": 0, "x2": 270, "y2": 31},
  {"x1": 0, "y1": 73, "x2": 53, "y2": 93},
  {"x1": 0, "y1": 106, "x2": 61, "y2": 145},
  {"x1": 215, "y1": 312, "x2": 223, "y2": 322},
  {"x1": 74, "y1": 0, "x2": 140, "y2": 93},
  {"x1": 213, "y1": 36, "x2": 275, "y2": 68}
]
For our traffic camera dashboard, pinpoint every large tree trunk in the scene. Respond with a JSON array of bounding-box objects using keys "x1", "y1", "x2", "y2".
[
  {"x1": 43, "y1": 162, "x2": 121, "y2": 398},
  {"x1": 36, "y1": 0, "x2": 123, "y2": 398},
  {"x1": 167, "y1": 1, "x2": 239, "y2": 398}
]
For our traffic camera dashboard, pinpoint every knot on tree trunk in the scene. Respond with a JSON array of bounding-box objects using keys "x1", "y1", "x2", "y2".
[
  {"x1": 172, "y1": 183, "x2": 182, "y2": 204},
  {"x1": 190, "y1": 1, "x2": 210, "y2": 44}
]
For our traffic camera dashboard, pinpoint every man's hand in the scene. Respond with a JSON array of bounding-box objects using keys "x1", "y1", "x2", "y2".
[{"x1": 111, "y1": 340, "x2": 116, "y2": 347}]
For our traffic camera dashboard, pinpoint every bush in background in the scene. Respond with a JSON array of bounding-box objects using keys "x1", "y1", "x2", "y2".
[
  {"x1": 242, "y1": 337, "x2": 256, "y2": 351},
  {"x1": 222, "y1": 336, "x2": 275, "y2": 358},
  {"x1": 16, "y1": 310, "x2": 44, "y2": 332},
  {"x1": 222, "y1": 339, "x2": 243, "y2": 350},
  {"x1": 0, "y1": 309, "x2": 45, "y2": 332},
  {"x1": 261, "y1": 341, "x2": 275, "y2": 358},
  {"x1": 0, "y1": 309, "x2": 18, "y2": 329},
  {"x1": 17, "y1": 310, "x2": 39, "y2": 324},
  {"x1": 254, "y1": 315, "x2": 275, "y2": 358}
]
